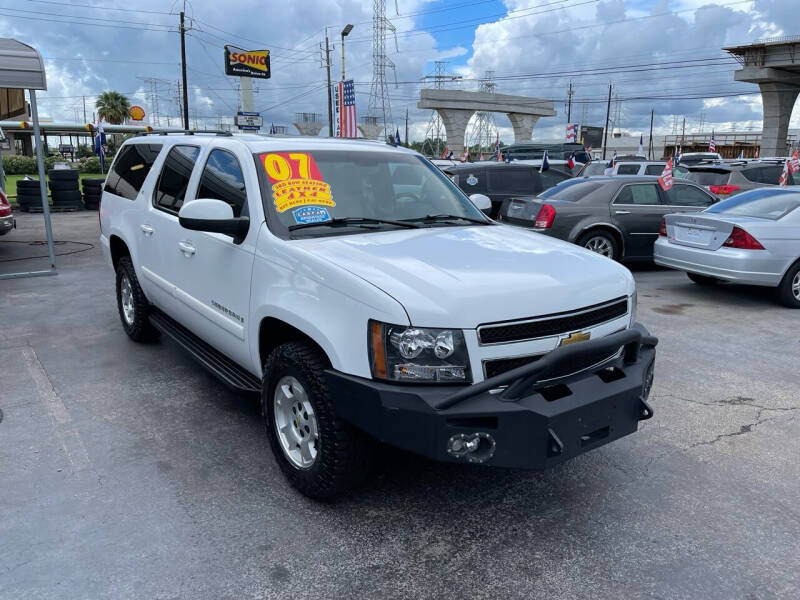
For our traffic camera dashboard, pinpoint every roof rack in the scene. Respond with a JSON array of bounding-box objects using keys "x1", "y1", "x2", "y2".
[{"x1": 135, "y1": 129, "x2": 233, "y2": 137}]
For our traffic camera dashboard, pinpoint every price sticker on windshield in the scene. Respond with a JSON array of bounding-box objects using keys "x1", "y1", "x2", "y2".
[{"x1": 260, "y1": 152, "x2": 335, "y2": 213}]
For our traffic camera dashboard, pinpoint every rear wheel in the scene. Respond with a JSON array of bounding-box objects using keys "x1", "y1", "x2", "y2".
[
  {"x1": 576, "y1": 230, "x2": 619, "y2": 261},
  {"x1": 263, "y1": 341, "x2": 374, "y2": 500},
  {"x1": 776, "y1": 263, "x2": 800, "y2": 308},
  {"x1": 687, "y1": 272, "x2": 719, "y2": 286}
]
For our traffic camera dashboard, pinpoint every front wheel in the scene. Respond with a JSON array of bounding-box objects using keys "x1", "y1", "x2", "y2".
[
  {"x1": 115, "y1": 257, "x2": 160, "y2": 342},
  {"x1": 776, "y1": 263, "x2": 800, "y2": 308},
  {"x1": 576, "y1": 230, "x2": 619, "y2": 261},
  {"x1": 262, "y1": 342, "x2": 374, "y2": 500}
]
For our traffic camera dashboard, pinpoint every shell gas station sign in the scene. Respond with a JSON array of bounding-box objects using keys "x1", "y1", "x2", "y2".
[{"x1": 224, "y1": 46, "x2": 270, "y2": 79}]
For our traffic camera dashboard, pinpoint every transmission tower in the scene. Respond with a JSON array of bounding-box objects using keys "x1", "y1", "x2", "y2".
[
  {"x1": 364, "y1": 0, "x2": 397, "y2": 139},
  {"x1": 138, "y1": 77, "x2": 171, "y2": 127},
  {"x1": 466, "y1": 71, "x2": 499, "y2": 159},
  {"x1": 421, "y1": 61, "x2": 461, "y2": 157}
]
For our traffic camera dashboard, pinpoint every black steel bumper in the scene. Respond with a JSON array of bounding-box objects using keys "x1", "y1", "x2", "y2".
[{"x1": 327, "y1": 323, "x2": 657, "y2": 469}]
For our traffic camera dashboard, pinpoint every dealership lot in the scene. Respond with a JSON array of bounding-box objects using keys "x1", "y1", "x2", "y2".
[{"x1": 2, "y1": 212, "x2": 799, "y2": 599}]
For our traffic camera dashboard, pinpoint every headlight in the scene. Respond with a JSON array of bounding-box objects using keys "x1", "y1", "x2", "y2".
[
  {"x1": 629, "y1": 290, "x2": 638, "y2": 326},
  {"x1": 369, "y1": 320, "x2": 471, "y2": 383}
]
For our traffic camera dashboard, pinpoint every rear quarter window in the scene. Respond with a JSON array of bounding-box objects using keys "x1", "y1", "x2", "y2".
[
  {"x1": 538, "y1": 169, "x2": 571, "y2": 191},
  {"x1": 540, "y1": 180, "x2": 606, "y2": 201},
  {"x1": 104, "y1": 144, "x2": 163, "y2": 200},
  {"x1": 616, "y1": 164, "x2": 641, "y2": 175},
  {"x1": 687, "y1": 170, "x2": 730, "y2": 186},
  {"x1": 488, "y1": 168, "x2": 535, "y2": 194},
  {"x1": 742, "y1": 166, "x2": 783, "y2": 184}
]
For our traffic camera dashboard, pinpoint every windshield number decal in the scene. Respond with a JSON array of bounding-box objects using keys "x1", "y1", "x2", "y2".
[{"x1": 261, "y1": 152, "x2": 335, "y2": 213}]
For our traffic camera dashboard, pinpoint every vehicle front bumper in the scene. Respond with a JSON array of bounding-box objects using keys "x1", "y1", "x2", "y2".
[
  {"x1": 0, "y1": 213, "x2": 14, "y2": 235},
  {"x1": 653, "y1": 238, "x2": 783, "y2": 286},
  {"x1": 327, "y1": 324, "x2": 656, "y2": 469}
]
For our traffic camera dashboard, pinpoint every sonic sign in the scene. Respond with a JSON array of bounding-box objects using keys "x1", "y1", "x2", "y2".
[{"x1": 224, "y1": 45, "x2": 270, "y2": 79}]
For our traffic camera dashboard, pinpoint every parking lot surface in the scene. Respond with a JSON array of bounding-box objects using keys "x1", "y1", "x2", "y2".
[{"x1": 2, "y1": 212, "x2": 799, "y2": 599}]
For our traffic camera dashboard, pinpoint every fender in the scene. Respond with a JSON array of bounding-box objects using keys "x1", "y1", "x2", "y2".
[{"x1": 570, "y1": 219, "x2": 626, "y2": 255}]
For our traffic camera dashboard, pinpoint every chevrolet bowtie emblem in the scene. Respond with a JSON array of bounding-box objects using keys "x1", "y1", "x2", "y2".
[{"x1": 559, "y1": 331, "x2": 591, "y2": 346}]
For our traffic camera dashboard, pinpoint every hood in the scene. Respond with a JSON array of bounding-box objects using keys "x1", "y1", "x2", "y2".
[{"x1": 296, "y1": 225, "x2": 634, "y2": 328}]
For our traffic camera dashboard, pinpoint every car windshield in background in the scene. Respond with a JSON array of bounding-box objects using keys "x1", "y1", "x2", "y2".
[
  {"x1": 540, "y1": 180, "x2": 606, "y2": 201},
  {"x1": 687, "y1": 170, "x2": 729, "y2": 186},
  {"x1": 705, "y1": 190, "x2": 800, "y2": 220},
  {"x1": 256, "y1": 150, "x2": 488, "y2": 235}
]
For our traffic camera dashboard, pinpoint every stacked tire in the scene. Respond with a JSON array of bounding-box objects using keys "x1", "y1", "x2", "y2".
[
  {"x1": 48, "y1": 169, "x2": 82, "y2": 210},
  {"x1": 15, "y1": 178, "x2": 45, "y2": 212},
  {"x1": 81, "y1": 178, "x2": 104, "y2": 210}
]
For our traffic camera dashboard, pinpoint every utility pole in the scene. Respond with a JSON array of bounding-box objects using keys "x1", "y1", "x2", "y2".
[
  {"x1": 602, "y1": 83, "x2": 612, "y2": 160},
  {"x1": 566, "y1": 81, "x2": 574, "y2": 123},
  {"x1": 681, "y1": 117, "x2": 686, "y2": 149},
  {"x1": 648, "y1": 108, "x2": 654, "y2": 160},
  {"x1": 323, "y1": 29, "x2": 333, "y2": 137},
  {"x1": 404, "y1": 108, "x2": 408, "y2": 146},
  {"x1": 179, "y1": 9, "x2": 190, "y2": 130},
  {"x1": 82, "y1": 96, "x2": 87, "y2": 123}
]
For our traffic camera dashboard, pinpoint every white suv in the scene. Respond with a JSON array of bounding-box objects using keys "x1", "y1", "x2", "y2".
[{"x1": 100, "y1": 132, "x2": 657, "y2": 499}]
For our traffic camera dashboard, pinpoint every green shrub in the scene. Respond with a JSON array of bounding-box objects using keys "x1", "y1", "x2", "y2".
[
  {"x1": 2, "y1": 154, "x2": 60, "y2": 174},
  {"x1": 78, "y1": 156, "x2": 102, "y2": 173}
]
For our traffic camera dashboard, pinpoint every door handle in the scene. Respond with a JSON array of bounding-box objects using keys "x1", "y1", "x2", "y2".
[
  {"x1": 178, "y1": 241, "x2": 196, "y2": 256},
  {"x1": 140, "y1": 224, "x2": 154, "y2": 236},
  {"x1": 615, "y1": 210, "x2": 631, "y2": 215}
]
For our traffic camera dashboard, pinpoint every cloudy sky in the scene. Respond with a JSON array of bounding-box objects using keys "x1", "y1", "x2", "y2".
[{"x1": 2, "y1": 0, "x2": 799, "y2": 143}]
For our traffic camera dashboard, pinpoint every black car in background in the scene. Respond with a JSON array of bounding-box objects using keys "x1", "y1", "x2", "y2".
[
  {"x1": 446, "y1": 162, "x2": 572, "y2": 218},
  {"x1": 498, "y1": 176, "x2": 717, "y2": 260},
  {"x1": 502, "y1": 142, "x2": 591, "y2": 163}
]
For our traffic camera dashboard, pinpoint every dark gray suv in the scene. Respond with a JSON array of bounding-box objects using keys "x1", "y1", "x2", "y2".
[
  {"x1": 686, "y1": 160, "x2": 799, "y2": 198},
  {"x1": 498, "y1": 176, "x2": 717, "y2": 260}
]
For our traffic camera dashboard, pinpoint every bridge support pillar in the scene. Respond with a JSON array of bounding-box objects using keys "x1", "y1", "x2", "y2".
[
  {"x1": 507, "y1": 113, "x2": 541, "y2": 144},
  {"x1": 435, "y1": 108, "x2": 475, "y2": 155},
  {"x1": 759, "y1": 82, "x2": 799, "y2": 157}
]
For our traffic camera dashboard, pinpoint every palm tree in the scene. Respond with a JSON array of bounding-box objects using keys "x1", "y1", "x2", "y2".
[{"x1": 95, "y1": 91, "x2": 130, "y2": 124}]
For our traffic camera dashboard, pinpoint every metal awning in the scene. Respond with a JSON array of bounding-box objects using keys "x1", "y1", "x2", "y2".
[
  {"x1": 0, "y1": 39, "x2": 55, "y2": 280},
  {"x1": 0, "y1": 39, "x2": 46, "y2": 91}
]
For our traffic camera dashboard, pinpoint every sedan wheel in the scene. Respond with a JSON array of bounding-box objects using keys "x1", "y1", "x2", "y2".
[
  {"x1": 576, "y1": 231, "x2": 619, "y2": 260},
  {"x1": 777, "y1": 263, "x2": 800, "y2": 308}
]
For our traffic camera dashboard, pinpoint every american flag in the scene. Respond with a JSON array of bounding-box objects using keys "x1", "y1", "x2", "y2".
[
  {"x1": 658, "y1": 158, "x2": 674, "y2": 191},
  {"x1": 779, "y1": 160, "x2": 790, "y2": 187},
  {"x1": 566, "y1": 123, "x2": 578, "y2": 142},
  {"x1": 709, "y1": 131, "x2": 716, "y2": 153},
  {"x1": 789, "y1": 149, "x2": 800, "y2": 174},
  {"x1": 334, "y1": 79, "x2": 357, "y2": 138}
]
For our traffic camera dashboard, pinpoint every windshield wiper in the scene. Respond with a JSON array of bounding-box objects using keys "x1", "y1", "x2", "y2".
[
  {"x1": 402, "y1": 214, "x2": 491, "y2": 225},
  {"x1": 288, "y1": 217, "x2": 421, "y2": 232}
]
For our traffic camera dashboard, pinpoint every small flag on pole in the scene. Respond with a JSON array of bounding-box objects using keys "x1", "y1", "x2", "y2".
[
  {"x1": 567, "y1": 151, "x2": 576, "y2": 170},
  {"x1": 789, "y1": 148, "x2": 800, "y2": 174},
  {"x1": 779, "y1": 160, "x2": 790, "y2": 187},
  {"x1": 604, "y1": 151, "x2": 616, "y2": 176},
  {"x1": 395, "y1": 128, "x2": 401, "y2": 147},
  {"x1": 94, "y1": 118, "x2": 106, "y2": 173},
  {"x1": 658, "y1": 158, "x2": 674, "y2": 191},
  {"x1": 709, "y1": 131, "x2": 716, "y2": 153},
  {"x1": 737, "y1": 149, "x2": 744, "y2": 160},
  {"x1": 539, "y1": 150, "x2": 550, "y2": 173},
  {"x1": 638, "y1": 134, "x2": 643, "y2": 156}
]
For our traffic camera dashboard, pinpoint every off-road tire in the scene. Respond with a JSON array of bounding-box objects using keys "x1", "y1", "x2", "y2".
[
  {"x1": 687, "y1": 272, "x2": 719, "y2": 286},
  {"x1": 49, "y1": 180, "x2": 79, "y2": 192},
  {"x1": 52, "y1": 190, "x2": 83, "y2": 205},
  {"x1": 115, "y1": 257, "x2": 160, "y2": 342},
  {"x1": 776, "y1": 262, "x2": 800, "y2": 308},
  {"x1": 48, "y1": 169, "x2": 79, "y2": 181},
  {"x1": 263, "y1": 341, "x2": 374, "y2": 500},
  {"x1": 576, "y1": 230, "x2": 620, "y2": 261}
]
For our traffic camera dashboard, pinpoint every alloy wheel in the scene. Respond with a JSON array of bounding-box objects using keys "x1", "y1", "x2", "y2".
[
  {"x1": 273, "y1": 376, "x2": 319, "y2": 469},
  {"x1": 120, "y1": 274, "x2": 135, "y2": 326},
  {"x1": 792, "y1": 272, "x2": 800, "y2": 301},
  {"x1": 584, "y1": 236, "x2": 613, "y2": 257}
]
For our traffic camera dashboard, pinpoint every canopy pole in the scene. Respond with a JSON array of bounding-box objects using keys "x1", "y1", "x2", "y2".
[{"x1": 30, "y1": 89, "x2": 57, "y2": 270}]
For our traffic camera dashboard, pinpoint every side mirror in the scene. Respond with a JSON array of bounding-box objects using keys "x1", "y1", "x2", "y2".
[
  {"x1": 469, "y1": 193, "x2": 492, "y2": 215},
  {"x1": 178, "y1": 199, "x2": 249, "y2": 244}
]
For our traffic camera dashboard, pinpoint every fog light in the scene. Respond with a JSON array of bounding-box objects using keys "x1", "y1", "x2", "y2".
[{"x1": 446, "y1": 432, "x2": 496, "y2": 463}]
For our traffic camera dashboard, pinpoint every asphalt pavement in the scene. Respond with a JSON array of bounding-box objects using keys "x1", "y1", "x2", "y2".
[{"x1": 1, "y1": 211, "x2": 799, "y2": 599}]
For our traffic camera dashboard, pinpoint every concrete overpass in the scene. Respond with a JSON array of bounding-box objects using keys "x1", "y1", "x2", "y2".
[
  {"x1": 725, "y1": 37, "x2": 800, "y2": 156},
  {"x1": 418, "y1": 89, "x2": 556, "y2": 154}
]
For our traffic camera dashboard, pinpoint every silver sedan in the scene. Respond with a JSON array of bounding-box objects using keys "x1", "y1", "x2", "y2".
[{"x1": 654, "y1": 188, "x2": 800, "y2": 308}]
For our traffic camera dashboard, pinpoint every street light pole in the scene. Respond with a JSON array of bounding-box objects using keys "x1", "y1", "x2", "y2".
[
  {"x1": 324, "y1": 29, "x2": 333, "y2": 137},
  {"x1": 341, "y1": 24, "x2": 353, "y2": 81}
]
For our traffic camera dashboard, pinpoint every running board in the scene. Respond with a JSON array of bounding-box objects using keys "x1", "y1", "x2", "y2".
[{"x1": 149, "y1": 310, "x2": 261, "y2": 394}]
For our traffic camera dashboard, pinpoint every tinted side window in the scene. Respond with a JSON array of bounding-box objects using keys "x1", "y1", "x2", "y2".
[
  {"x1": 616, "y1": 164, "x2": 640, "y2": 175},
  {"x1": 742, "y1": 166, "x2": 783, "y2": 184},
  {"x1": 154, "y1": 145, "x2": 200, "y2": 213},
  {"x1": 665, "y1": 184, "x2": 714, "y2": 207},
  {"x1": 539, "y1": 169, "x2": 571, "y2": 191},
  {"x1": 104, "y1": 144, "x2": 162, "y2": 200},
  {"x1": 644, "y1": 164, "x2": 665, "y2": 175},
  {"x1": 487, "y1": 168, "x2": 534, "y2": 194},
  {"x1": 614, "y1": 184, "x2": 660, "y2": 205},
  {"x1": 196, "y1": 149, "x2": 247, "y2": 217}
]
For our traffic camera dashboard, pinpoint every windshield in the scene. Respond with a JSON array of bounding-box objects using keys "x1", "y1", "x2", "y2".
[
  {"x1": 256, "y1": 150, "x2": 488, "y2": 236},
  {"x1": 705, "y1": 189, "x2": 800, "y2": 220},
  {"x1": 540, "y1": 179, "x2": 605, "y2": 201},
  {"x1": 581, "y1": 162, "x2": 608, "y2": 176}
]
